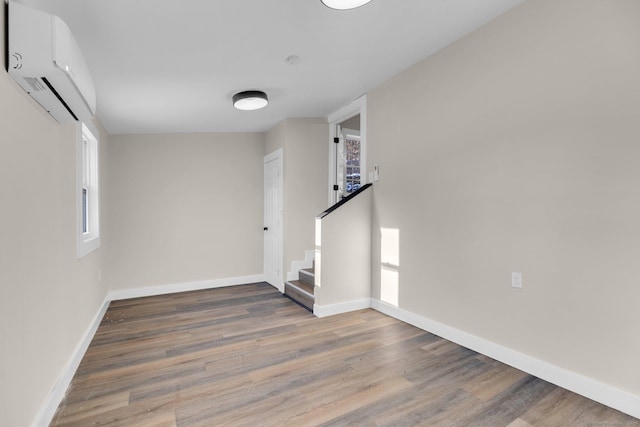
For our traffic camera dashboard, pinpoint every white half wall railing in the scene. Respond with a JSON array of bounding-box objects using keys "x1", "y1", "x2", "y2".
[{"x1": 314, "y1": 184, "x2": 373, "y2": 317}]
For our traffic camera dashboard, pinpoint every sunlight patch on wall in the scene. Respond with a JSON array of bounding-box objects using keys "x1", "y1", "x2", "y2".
[
  {"x1": 381, "y1": 266, "x2": 399, "y2": 306},
  {"x1": 380, "y1": 228, "x2": 400, "y2": 306}
]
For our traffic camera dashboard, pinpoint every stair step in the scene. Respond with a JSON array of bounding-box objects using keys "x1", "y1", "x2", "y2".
[
  {"x1": 285, "y1": 280, "x2": 314, "y2": 311},
  {"x1": 299, "y1": 268, "x2": 315, "y2": 287},
  {"x1": 288, "y1": 280, "x2": 313, "y2": 295}
]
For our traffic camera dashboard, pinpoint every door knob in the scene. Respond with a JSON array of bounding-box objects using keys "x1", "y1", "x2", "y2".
[{"x1": 264, "y1": 227, "x2": 268, "y2": 231}]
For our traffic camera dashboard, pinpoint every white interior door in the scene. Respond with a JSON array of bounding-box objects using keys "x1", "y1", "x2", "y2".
[{"x1": 264, "y1": 149, "x2": 283, "y2": 291}]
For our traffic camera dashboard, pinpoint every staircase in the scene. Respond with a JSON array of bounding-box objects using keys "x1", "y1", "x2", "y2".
[{"x1": 285, "y1": 263, "x2": 315, "y2": 312}]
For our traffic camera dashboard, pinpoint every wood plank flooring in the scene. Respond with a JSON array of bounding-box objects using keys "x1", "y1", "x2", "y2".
[{"x1": 50, "y1": 283, "x2": 639, "y2": 426}]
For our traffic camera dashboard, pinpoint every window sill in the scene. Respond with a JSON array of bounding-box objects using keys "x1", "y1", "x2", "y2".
[{"x1": 77, "y1": 236, "x2": 100, "y2": 259}]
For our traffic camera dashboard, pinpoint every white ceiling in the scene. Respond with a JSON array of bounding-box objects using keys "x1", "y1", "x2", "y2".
[{"x1": 20, "y1": 0, "x2": 525, "y2": 135}]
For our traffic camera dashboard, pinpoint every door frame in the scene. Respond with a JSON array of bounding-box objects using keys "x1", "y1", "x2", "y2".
[
  {"x1": 263, "y1": 148, "x2": 284, "y2": 292},
  {"x1": 327, "y1": 94, "x2": 367, "y2": 206}
]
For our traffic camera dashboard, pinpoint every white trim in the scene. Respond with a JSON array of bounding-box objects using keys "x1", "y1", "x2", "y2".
[
  {"x1": 32, "y1": 275, "x2": 267, "y2": 426},
  {"x1": 371, "y1": 299, "x2": 640, "y2": 420},
  {"x1": 327, "y1": 94, "x2": 367, "y2": 124},
  {"x1": 313, "y1": 298, "x2": 372, "y2": 318},
  {"x1": 76, "y1": 122, "x2": 101, "y2": 258},
  {"x1": 32, "y1": 286, "x2": 640, "y2": 423},
  {"x1": 286, "y1": 249, "x2": 315, "y2": 281},
  {"x1": 108, "y1": 274, "x2": 266, "y2": 301},
  {"x1": 327, "y1": 94, "x2": 368, "y2": 206},
  {"x1": 32, "y1": 298, "x2": 110, "y2": 427}
]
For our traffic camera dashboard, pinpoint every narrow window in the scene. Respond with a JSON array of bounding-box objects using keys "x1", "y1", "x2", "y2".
[
  {"x1": 82, "y1": 136, "x2": 90, "y2": 234},
  {"x1": 82, "y1": 188, "x2": 88, "y2": 233},
  {"x1": 77, "y1": 123, "x2": 100, "y2": 257}
]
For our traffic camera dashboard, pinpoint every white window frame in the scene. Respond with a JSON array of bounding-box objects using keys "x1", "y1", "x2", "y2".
[{"x1": 76, "y1": 122, "x2": 100, "y2": 258}]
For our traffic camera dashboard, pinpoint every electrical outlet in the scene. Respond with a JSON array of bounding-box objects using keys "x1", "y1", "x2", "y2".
[
  {"x1": 373, "y1": 164, "x2": 380, "y2": 181},
  {"x1": 512, "y1": 272, "x2": 522, "y2": 288}
]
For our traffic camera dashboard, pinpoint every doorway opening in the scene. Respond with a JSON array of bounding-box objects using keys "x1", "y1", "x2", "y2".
[
  {"x1": 328, "y1": 95, "x2": 367, "y2": 206},
  {"x1": 336, "y1": 115, "x2": 361, "y2": 201}
]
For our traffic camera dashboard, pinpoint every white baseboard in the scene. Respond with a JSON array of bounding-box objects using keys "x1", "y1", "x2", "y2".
[
  {"x1": 33, "y1": 274, "x2": 266, "y2": 426},
  {"x1": 108, "y1": 274, "x2": 265, "y2": 301},
  {"x1": 371, "y1": 299, "x2": 640, "y2": 420},
  {"x1": 33, "y1": 284, "x2": 639, "y2": 424},
  {"x1": 265, "y1": 278, "x2": 285, "y2": 293},
  {"x1": 33, "y1": 298, "x2": 110, "y2": 427},
  {"x1": 286, "y1": 250, "x2": 315, "y2": 282},
  {"x1": 313, "y1": 298, "x2": 372, "y2": 318}
]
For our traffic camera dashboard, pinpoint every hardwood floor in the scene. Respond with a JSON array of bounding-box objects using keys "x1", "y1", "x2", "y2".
[{"x1": 51, "y1": 283, "x2": 638, "y2": 426}]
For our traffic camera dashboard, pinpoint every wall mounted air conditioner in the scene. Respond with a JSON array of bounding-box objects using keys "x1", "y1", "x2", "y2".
[{"x1": 7, "y1": 1, "x2": 96, "y2": 123}]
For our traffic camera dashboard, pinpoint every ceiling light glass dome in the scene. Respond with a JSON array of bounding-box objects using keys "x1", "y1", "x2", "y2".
[
  {"x1": 233, "y1": 91, "x2": 269, "y2": 111},
  {"x1": 321, "y1": 0, "x2": 373, "y2": 10}
]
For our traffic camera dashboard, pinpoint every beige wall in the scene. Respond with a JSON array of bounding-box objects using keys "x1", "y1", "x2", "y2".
[
  {"x1": 340, "y1": 114, "x2": 360, "y2": 132},
  {"x1": 264, "y1": 119, "x2": 286, "y2": 156},
  {"x1": 0, "y1": 5, "x2": 109, "y2": 425},
  {"x1": 106, "y1": 133, "x2": 265, "y2": 290},
  {"x1": 10, "y1": 0, "x2": 640, "y2": 422},
  {"x1": 284, "y1": 119, "x2": 330, "y2": 272},
  {"x1": 316, "y1": 188, "x2": 372, "y2": 308},
  {"x1": 368, "y1": 0, "x2": 640, "y2": 395},
  {"x1": 265, "y1": 118, "x2": 329, "y2": 279}
]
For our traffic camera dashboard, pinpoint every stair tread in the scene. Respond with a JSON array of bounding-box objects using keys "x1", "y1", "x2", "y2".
[
  {"x1": 287, "y1": 280, "x2": 314, "y2": 295},
  {"x1": 284, "y1": 280, "x2": 314, "y2": 311},
  {"x1": 283, "y1": 260, "x2": 315, "y2": 312}
]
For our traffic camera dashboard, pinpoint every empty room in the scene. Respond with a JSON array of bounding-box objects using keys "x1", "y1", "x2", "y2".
[{"x1": 1, "y1": 0, "x2": 639, "y2": 425}]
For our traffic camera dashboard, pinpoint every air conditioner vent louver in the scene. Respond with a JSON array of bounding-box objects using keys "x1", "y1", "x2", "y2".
[{"x1": 24, "y1": 77, "x2": 46, "y2": 92}]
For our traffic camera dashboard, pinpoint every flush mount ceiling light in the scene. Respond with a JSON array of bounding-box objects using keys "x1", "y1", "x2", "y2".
[
  {"x1": 233, "y1": 90, "x2": 269, "y2": 111},
  {"x1": 321, "y1": 0, "x2": 372, "y2": 10}
]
